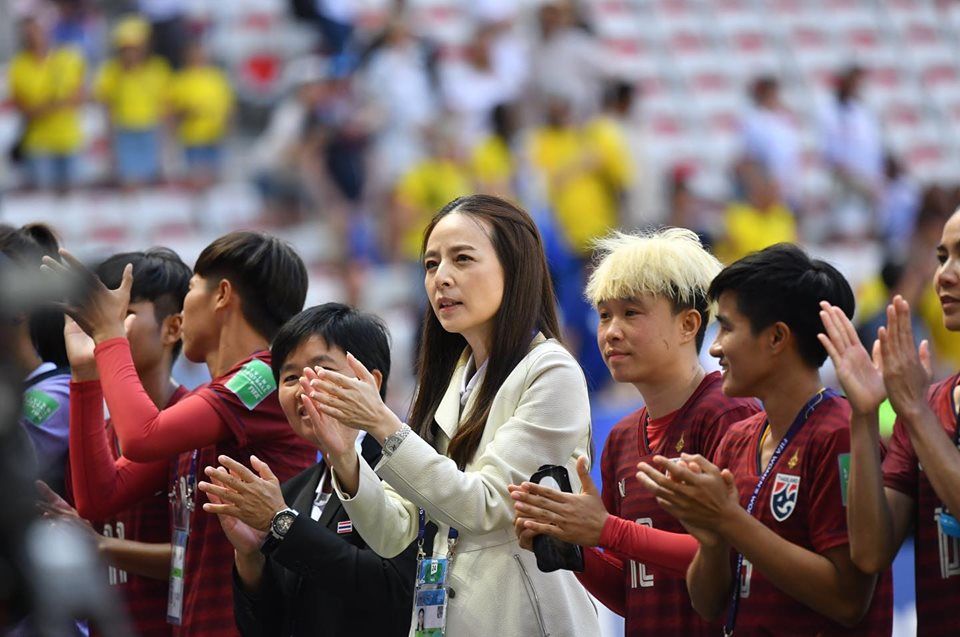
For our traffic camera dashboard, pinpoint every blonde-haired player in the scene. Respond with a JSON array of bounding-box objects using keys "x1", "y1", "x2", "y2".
[{"x1": 510, "y1": 228, "x2": 759, "y2": 636}]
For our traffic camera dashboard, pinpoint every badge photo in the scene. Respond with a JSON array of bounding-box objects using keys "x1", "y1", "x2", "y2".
[{"x1": 770, "y1": 473, "x2": 800, "y2": 522}]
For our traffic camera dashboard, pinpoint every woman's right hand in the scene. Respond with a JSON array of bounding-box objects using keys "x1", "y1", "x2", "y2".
[{"x1": 299, "y1": 369, "x2": 361, "y2": 495}]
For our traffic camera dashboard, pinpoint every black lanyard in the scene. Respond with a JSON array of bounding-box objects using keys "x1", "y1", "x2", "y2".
[{"x1": 724, "y1": 388, "x2": 838, "y2": 637}]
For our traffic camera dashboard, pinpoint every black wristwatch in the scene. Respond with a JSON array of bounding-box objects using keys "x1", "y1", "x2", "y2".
[{"x1": 261, "y1": 507, "x2": 298, "y2": 555}]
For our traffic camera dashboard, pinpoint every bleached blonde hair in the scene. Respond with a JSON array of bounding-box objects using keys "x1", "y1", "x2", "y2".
[{"x1": 585, "y1": 228, "x2": 722, "y2": 308}]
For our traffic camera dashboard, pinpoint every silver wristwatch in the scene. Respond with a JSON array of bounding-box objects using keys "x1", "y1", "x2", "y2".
[{"x1": 382, "y1": 424, "x2": 412, "y2": 457}]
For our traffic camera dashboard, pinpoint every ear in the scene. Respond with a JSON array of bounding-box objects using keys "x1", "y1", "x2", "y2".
[
  {"x1": 370, "y1": 368, "x2": 384, "y2": 393},
  {"x1": 677, "y1": 308, "x2": 702, "y2": 346},
  {"x1": 161, "y1": 312, "x2": 183, "y2": 347},
  {"x1": 214, "y1": 278, "x2": 233, "y2": 311},
  {"x1": 768, "y1": 321, "x2": 791, "y2": 355}
]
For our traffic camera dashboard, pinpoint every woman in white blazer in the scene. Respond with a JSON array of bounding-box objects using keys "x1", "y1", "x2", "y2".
[{"x1": 299, "y1": 194, "x2": 599, "y2": 636}]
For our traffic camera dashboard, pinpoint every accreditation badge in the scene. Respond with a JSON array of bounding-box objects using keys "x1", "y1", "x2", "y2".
[
  {"x1": 166, "y1": 529, "x2": 188, "y2": 624},
  {"x1": 412, "y1": 557, "x2": 449, "y2": 636}
]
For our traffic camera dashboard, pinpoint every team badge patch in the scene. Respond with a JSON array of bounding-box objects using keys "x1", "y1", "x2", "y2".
[{"x1": 770, "y1": 473, "x2": 800, "y2": 522}]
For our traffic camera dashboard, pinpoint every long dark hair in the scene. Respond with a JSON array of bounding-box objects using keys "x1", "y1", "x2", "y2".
[{"x1": 409, "y1": 194, "x2": 562, "y2": 468}]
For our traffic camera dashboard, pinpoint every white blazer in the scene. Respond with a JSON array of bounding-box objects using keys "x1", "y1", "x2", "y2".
[{"x1": 335, "y1": 335, "x2": 599, "y2": 636}]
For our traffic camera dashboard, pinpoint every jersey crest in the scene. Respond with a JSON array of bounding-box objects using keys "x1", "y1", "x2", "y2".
[{"x1": 771, "y1": 473, "x2": 800, "y2": 522}]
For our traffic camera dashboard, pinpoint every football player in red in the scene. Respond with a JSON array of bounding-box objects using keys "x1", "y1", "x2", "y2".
[
  {"x1": 509, "y1": 228, "x2": 757, "y2": 635},
  {"x1": 638, "y1": 243, "x2": 891, "y2": 635},
  {"x1": 819, "y1": 207, "x2": 960, "y2": 636}
]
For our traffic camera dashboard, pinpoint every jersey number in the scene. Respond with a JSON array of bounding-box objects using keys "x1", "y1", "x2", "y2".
[
  {"x1": 629, "y1": 518, "x2": 654, "y2": 588},
  {"x1": 103, "y1": 522, "x2": 128, "y2": 585}
]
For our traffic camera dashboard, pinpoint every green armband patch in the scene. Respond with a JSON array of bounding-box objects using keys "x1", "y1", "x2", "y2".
[
  {"x1": 23, "y1": 389, "x2": 61, "y2": 426},
  {"x1": 837, "y1": 453, "x2": 851, "y2": 506},
  {"x1": 225, "y1": 359, "x2": 277, "y2": 411}
]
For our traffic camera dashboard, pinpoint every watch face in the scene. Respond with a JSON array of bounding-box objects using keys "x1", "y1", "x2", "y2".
[{"x1": 274, "y1": 511, "x2": 296, "y2": 535}]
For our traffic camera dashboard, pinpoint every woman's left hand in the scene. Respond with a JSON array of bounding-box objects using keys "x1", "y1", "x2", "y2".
[{"x1": 305, "y1": 353, "x2": 403, "y2": 442}]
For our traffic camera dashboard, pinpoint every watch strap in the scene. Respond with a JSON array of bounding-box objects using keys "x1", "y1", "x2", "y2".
[{"x1": 382, "y1": 423, "x2": 412, "y2": 457}]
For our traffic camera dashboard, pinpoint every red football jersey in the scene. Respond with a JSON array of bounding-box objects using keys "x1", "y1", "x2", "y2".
[
  {"x1": 594, "y1": 372, "x2": 759, "y2": 636},
  {"x1": 100, "y1": 385, "x2": 188, "y2": 637},
  {"x1": 170, "y1": 352, "x2": 315, "y2": 637},
  {"x1": 883, "y1": 372, "x2": 960, "y2": 636},
  {"x1": 714, "y1": 394, "x2": 892, "y2": 636}
]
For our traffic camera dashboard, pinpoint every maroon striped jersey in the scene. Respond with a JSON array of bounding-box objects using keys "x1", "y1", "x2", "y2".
[
  {"x1": 97, "y1": 385, "x2": 188, "y2": 637},
  {"x1": 596, "y1": 371, "x2": 759, "y2": 636},
  {"x1": 883, "y1": 372, "x2": 960, "y2": 636},
  {"x1": 714, "y1": 394, "x2": 892, "y2": 636},
  {"x1": 171, "y1": 352, "x2": 315, "y2": 637}
]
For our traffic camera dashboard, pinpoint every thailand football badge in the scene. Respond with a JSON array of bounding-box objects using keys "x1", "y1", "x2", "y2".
[{"x1": 770, "y1": 473, "x2": 800, "y2": 522}]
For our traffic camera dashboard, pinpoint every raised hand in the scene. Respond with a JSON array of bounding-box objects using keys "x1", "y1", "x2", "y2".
[
  {"x1": 508, "y1": 456, "x2": 609, "y2": 547},
  {"x1": 817, "y1": 301, "x2": 885, "y2": 415},
  {"x1": 304, "y1": 353, "x2": 403, "y2": 442},
  {"x1": 299, "y1": 368, "x2": 358, "y2": 459},
  {"x1": 64, "y1": 316, "x2": 98, "y2": 381},
  {"x1": 879, "y1": 295, "x2": 933, "y2": 423},
  {"x1": 41, "y1": 249, "x2": 131, "y2": 343},
  {"x1": 198, "y1": 455, "x2": 287, "y2": 532}
]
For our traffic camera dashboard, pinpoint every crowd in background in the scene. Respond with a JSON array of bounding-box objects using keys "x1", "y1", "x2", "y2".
[{"x1": 3, "y1": 0, "x2": 960, "y2": 393}]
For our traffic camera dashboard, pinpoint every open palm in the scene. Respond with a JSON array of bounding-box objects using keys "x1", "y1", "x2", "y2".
[
  {"x1": 64, "y1": 316, "x2": 97, "y2": 372},
  {"x1": 818, "y1": 302, "x2": 885, "y2": 414},
  {"x1": 299, "y1": 368, "x2": 357, "y2": 459}
]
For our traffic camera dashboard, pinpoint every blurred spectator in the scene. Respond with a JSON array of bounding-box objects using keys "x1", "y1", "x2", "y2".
[
  {"x1": 595, "y1": 80, "x2": 660, "y2": 226},
  {"x1": 471, "y1": 102, "x2": 521, "y2": 199},
  {"x1": 716, "y1": 161, "x2": 797, "y2": 264},
  {"x1": 50, "y1": 0, "x2": 106, "y2": 65},
  {"x1": 856, "y1": 256, "x2": 930, "y2": 350},
  {"x1": 441, "y1": 23, "x2": 521, "y2": 148},
  {"x1": 250, "y1": 56, "x2": 330, "y2": 225},
  {"x1": 818, "y1": 66, "x2": 883, "y2": 238},
  {"x1": 529, "y1": 95, "x2": 631, "y2": 389},
  {"x1": 363, "y1": 18, "x2": 436, "y2": 192},
  {"x1": 8, "y1": 16, "x2": 86, "y2": 193},
  {"x1": 530, "y1": 1, "x2": 607, "y2": 121},
  {"x1": 740, "y1": 76, "x2": 801, "y2": 208},
  {"x1": 168, "y1": 39, "x2": 234, "y2": 188},
  {"x1": 137, "y1": 0, "x2": 187, "y2": 69},
  {"x1": 529, "y1": 95, "x2": 630, "y2": 257},
  {"x1": 290, "y1": 0, "x2": 356, "y2": 59},
  {"x1": 390, "y1": 122, "x2": 471, "y2": 263},
  {"x1": 877, "y1": 153, "x2": 920, "y2": 260},
  {"x1": 94, "y1": 15, "x2": 171, "y2": 188}
]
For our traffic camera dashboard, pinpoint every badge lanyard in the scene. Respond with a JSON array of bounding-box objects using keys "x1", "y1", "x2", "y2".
[
  {"x1": 724, "y1": 389, "x2": 837, "y2": 637},
  {"x1": 412, "y1": 507, "x2": 459, "y2": 636},
  {"x1": 936, "y1": 385, "x2": 960, "y2": 540},
  {"x1": 166, "y1": 449, "x2": 199, "y2": 625}
]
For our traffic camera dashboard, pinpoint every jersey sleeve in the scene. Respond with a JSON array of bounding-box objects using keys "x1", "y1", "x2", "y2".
[
  {"x1": 576, "y1": 547, "x2": 626, "y2": 616},
  {"x1": 199, "y1": 357, "x2": 281, "y2": 448},
  {"x1": 68, "y1": 380, "x2": 168, "y2": 520},
  {"x1": 94, "y1": 337, "x2": 230, "y2": 461},
  {"x1": 599, "y1": 515, "x2": 698, "y2": 575},
  {"x1": 805, "y1": 423, "x2": 853, "y2": 553},
  {"x1": 881, "y1": 416, "x2": 919, "y2": 496}
]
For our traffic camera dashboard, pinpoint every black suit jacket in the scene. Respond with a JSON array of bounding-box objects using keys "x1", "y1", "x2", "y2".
[{"x1": 233, "y1": 436, "x2": 417, "y2": 637}]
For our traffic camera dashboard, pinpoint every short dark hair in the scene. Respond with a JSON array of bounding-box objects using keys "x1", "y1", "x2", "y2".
[
  {"x1": 708, "y1": 243, "x2": 855, "y2": 368},
  {"x1": 96, "y1": 248, "x2": 192, "y2": 360},
  {"x1": 271, "y1": 303, "x2": 391, "y2": 399},
  {"x1": 0, "y1": 224, "x2": 68, "y2": 366},
  {"x1": 194, "y1": 232, "x2": 308, "y2": 342}
]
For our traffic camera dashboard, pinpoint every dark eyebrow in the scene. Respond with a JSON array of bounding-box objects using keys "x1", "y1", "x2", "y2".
[
  {"x1": 715, "y1": 313, "x2": 730, "y2": 325},
  {"x1": 280, "y1": 354, "x2": 337, "y2": 374},
  {"x1": 423, "y1": 244, "x2": 477, "y2": 259}
]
